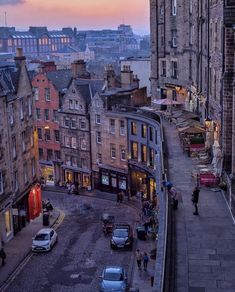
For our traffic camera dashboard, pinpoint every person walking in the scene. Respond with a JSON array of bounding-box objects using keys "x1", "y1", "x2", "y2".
[
  {"x1": 0, "y1": 247, "x2": 6, "y2": 266},
  {"x1": 143, "y1": 252, "x2": 149, "y2": 271},
  {"x1": 135, "y1": 249, "x2": 142, "y2": 270},
  {"x1": 192, "y1": 186, "x2": 200, "y2": 215}
]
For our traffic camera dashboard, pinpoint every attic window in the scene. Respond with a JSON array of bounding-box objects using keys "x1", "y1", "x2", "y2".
[{"x1": 72, "y1": 89, "x2": 76, "y2": 94}]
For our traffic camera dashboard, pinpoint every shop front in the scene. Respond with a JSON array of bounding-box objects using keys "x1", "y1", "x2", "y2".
[
  {"x1": 0, "y1": 198, "x2": 14, "y2": 244},
  {"x1": 62, "y1": 165, "x2": 91, "y2": 189},
  {"x1": 40, "y1": 161, "x2": 55, "y2": 186},
  {"x1": 129, "y1": 164, "x2": 156, "y2": 201},
  {"x1": 99, "y1": 166, "x2": 128, "y2": 194}
]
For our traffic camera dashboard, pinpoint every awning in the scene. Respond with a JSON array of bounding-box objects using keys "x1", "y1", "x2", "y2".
[{"x1": 61, "y1": 164, "x2": 91, "y2": 174}]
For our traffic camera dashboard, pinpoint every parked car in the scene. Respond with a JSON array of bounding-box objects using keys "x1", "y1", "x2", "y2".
[
  {"x1": 110, "y1": 224, "x2": 133, "y2": 249},
  {"x1": 32, "y1": 228, "x2": 57, "y2": 252},
  {"x1": 100, "y1": 266, "x2": 128, "y2": 292}
]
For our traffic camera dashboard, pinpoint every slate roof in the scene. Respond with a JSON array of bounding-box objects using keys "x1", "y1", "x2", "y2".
[
  {"x1": 74, "y1": 79, "x2": 104, "y2": 104},
  {"x1": 0, "y1": 67, "x2": 18, "y2": 97},
  {"x1": 46, "y1": 69, "x2": 72, "y2": 92}
]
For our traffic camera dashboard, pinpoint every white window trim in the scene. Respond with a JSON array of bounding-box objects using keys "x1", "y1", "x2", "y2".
[
  {"x1": 96, "y1": 132, "x2": 101, "y2": 144},
  {"x1": 172, "y1": 0, "x2": 177, "y2": 16},
  {"x1": 111, "y1": 145, "x2": 116, "y2": 159},
  {"x1": 95, "y1": 114, "x2": 101, "y2": 124}
]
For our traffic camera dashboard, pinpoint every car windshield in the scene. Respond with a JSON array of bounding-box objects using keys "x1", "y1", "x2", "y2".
[
  {"x1": 113, "y1": 229, "x2": 128, "y2": 238},
  {"x1": 104, "y1": 271, "x2": 124, "y2": 281},
  {"x1": 35, "y1": 233, "x2": 49, "y2": 241}
]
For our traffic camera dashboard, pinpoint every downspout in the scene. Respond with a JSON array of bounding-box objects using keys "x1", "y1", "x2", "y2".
[{"x1": 206, "y1": 0, "x2": 210, "y2": 119}]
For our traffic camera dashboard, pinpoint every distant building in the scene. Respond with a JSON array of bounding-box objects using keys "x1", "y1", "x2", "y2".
[
  {"x1": 32, "y1": 62, "x2": 72, "y2": 185},
  {"x1": 0, "y1": 49, "x2": 40, "y2": 244},
  {"x1": 0, "y1": 26, "x2": 76, "y2": 57}
]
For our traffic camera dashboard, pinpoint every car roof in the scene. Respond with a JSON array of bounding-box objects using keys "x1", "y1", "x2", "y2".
[
  {"x1": 104, "y1": 266, "x2": 123, "y2": 273},
  {"x1": 114, "y1": 224, "x2": 130, "y2": 229},
  {"x1": 37, "y1": 228, "x2": 54, "y2": 235}
]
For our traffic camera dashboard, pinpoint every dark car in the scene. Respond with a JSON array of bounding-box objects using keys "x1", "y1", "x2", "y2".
[
  {"x1": 99, "y1": 266, "x2": 128, "y2": 292},
  {"x1": 110, "y1": 224, "x2": 133, "y2": 249}
]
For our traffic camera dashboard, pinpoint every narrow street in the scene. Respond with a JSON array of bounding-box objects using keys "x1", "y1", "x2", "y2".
[{"x1": 6, "y1": 191, "x2": 137, "y2": 292}]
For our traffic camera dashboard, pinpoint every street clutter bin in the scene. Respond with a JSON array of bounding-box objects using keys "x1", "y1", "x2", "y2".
[
  {"x1": 136, "y1": 226, "x2": 146, "y2": 240},
  {"x1": 43, "y1": 212, "x2": 50, "y2": 226}
]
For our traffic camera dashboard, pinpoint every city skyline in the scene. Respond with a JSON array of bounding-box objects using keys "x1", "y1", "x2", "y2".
[{"x1": 0, "y1": 0, "x2": 150, "y2": 35}]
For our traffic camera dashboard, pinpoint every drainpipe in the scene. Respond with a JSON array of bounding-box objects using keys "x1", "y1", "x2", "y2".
[{"x1": 206, "y1": 0, "x2": 210, "y2": 119}]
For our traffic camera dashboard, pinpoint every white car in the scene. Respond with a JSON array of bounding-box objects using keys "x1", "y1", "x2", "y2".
[{"x1": 32, "y1": 228, "x2": 58, "y2": 252}]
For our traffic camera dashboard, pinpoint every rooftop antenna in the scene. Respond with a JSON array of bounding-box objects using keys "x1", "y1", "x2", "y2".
[{"x1": 5, "y1": 12, "x2": 7, "y2": 27}]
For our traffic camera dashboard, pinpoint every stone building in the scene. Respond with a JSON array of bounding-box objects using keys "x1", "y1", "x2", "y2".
[
  {"x1": 0, "y1": 49, "x2": 40, "y2": 245},
  {"x1": 32, "y1": 62, "x2": 71, "y2": 185},
  {"x1": 59, "y1": 61, "x2": 104, "y2": 188},
  {"x1": 90, "y1": 65, "x2": 149, "y2": 193}
]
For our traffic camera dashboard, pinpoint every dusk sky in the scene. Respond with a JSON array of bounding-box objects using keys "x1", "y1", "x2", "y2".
[{"x1": 0, "y1": 0, "x2": 150, "y2": 35}]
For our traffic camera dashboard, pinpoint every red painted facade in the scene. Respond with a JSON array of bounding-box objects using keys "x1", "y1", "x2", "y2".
[{"x1": 28, "y1": 184, "x2": 42, "y2": 221}]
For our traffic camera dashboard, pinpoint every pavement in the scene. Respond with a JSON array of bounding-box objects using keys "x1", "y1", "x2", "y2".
[{"x1": 164, "y1": 118, "x2": 235, "y2": 292}]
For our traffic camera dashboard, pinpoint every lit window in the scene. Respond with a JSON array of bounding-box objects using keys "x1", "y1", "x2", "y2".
[
  {"x1": 131, "y1": 141, "x2": 138, "y2": 160},
  {"x1": 131, "y1": 121, "x2": 137, "y2": 135},
  {"x1": 141, "y1": 144, "x2": 147, "y2": 163},
  {"x1": 141, "y1": 124, "x2": 147, "y2": 138}
]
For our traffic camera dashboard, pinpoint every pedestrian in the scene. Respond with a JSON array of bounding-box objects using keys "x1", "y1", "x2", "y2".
[
  {"x1": 169, "y1": 187, "x2": 180, "y2": 210},
  {"x1": 135, "y1": 249, "x2": 142, "y2": 270},
  {"x1": 143, "y1": 252, "x2": 149, "y2": 271},
  {"x1": 0, "y1": 247, "x2": 6, "y2": 266},
  {"x1": 192, "y1": 186, "x2": 200, "y2": 215}
]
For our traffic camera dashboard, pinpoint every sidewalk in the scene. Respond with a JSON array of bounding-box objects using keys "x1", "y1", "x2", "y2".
[
  {"x1": 164, "y1": 120, "x2": 235, "y2": 292},
  {"x1": 0, "y1": 209, "x2": 60, "y2": 288}
]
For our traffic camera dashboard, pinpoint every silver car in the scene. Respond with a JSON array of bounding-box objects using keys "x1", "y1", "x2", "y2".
[
  {"x1": 32, "y1": 228, "x2": 58, "y2": 252},
  {"x1": 100, "y1": 266, "x2": 128, "y2": 292}
]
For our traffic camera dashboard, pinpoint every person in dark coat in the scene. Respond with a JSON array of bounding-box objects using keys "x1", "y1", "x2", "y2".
[
  {"x1": 192, "y1": 186, "x2": 200, "y2": 215},
  {"x1": 0, "y1": 247, "x2": 6, "y2": 266}
]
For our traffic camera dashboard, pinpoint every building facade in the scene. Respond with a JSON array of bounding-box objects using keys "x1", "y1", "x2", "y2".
[
  {"x1": 32, "y1": 62, "x2": 71, "y2": 185},
  {"x1": 0, "y1": 49, "x2": 40, "y2": 245}
]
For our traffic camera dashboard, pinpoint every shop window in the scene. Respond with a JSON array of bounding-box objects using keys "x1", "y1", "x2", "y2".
[
  {"x1": 131, "y1": 121, "x2": 137, "y2": 135},
  {"x1": 102, "y1": 173, "x2": 109, "y2": 185},
  {"x1": 119, "y1": 177, "x2": 127, "y2": 190},
  {"x1": 131, "y1": 141, "x2": 138, "y2": 160},
  {"x1": 111, "y1": 144, "x2": 116, "y2": 159},
  {"x1": 141, "y1": 124, "x2": 147, "y2": 138},
  {"x1": 0, "y1": 171, "x2": 3, "y2": 194},
  {"x1": 141, "y1": 144, "x2": 147, "y2": 163},
  {"x1": 111, "y1": 176, "x2": 117, "y2": 188},
  {"x1": 5, "y1": 210, "x2": 12, "y2": 237}
]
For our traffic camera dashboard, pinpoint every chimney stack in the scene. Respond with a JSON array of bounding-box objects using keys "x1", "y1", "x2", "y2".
[
  {"x1": 71, "y1": 60, "x2": 90, "y2": 79},
  {"x1": 121, "y1": 65, "x2": 133, "y2": 88},
  {"x1": 104, "y1": 64, "x2": 116, "y2": 89},
  {"x1": 14, "y1": 48, "x2": 26, "y2": 68}
]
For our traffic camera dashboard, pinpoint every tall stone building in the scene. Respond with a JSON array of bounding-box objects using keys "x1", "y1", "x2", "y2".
[{"x1": 0, "y1": 49, "x2": 40, "y2": 245}]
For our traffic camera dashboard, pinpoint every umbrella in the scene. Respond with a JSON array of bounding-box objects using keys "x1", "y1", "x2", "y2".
[
  {"x1": 152, "y1": 98, "x2": 183, "y2": 105},
  {"x1": 178, "y1": 126, "x2": 205, "y2": 134}
]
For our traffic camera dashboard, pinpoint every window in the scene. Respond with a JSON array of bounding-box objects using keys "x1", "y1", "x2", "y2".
[
  {"x1": 110, "y1": 144, "x2": 116, "y2": 159},
  {"x1": 20, "y1": 98, "x2": 24, "y2": 120},
  {"x1": 53, "y1": 110, "x2": 58, "y2": 122},
  {"x1": 71, "y1": 137, "x2": 77, "y2": 149},
  {"x1": 172, "y1": 30, "x2": 177, "y2": 47},
  {"x1": 190, "y1": 25, "x2": 194, "y2": 45},
  {"x1": 36, "y1": 108, "x2": 41, "y2": 120},
  {"x1": 9, "y1": 103, "x2": 14, "y2": 125},
  {"x1": 65, "y1": 136, "x2": 70, "y2": 147},
  {"x1": 149, "y1": 148, "x2": 155, "y2": 167},
  {"x1": 47, "y1": 149, "x2": 53, "y2": 160},
  {"x1": 97, "y1": 153, "x2": 102, "y2": 164},
  {"x1": 149, "y1": 127, "x2": 153, "y2": 141},
  {"x1": 39, "y1": 148, "x2": 43, "y2": 159},
  {"x1": 0, "y1": 172, "x2": 3, "y2": 194},
  {"x1": 80, "y1": 139, "x2": 87, "y2": 150},
  {"x1": 69, "y1": 99, "x2": 74, "y2": 109},
  {"x1": 172, "y1": 0, "x2": 177, "y2": 15},
  {"x1": 72, "y1": 157, "x2": 78, "y2": 167},
  {"x1": 64, "y1": 118, "x2": 70, "y2": 127},
  {"x1": 71, "y1": 119, "x2": 76, "y2": 129},
  {"x1": 171, "y1": 61, "x2": 178, "y2": 79},
  {"x1": 22, "y1": 131, "x2": 26, "y2": 152},
  {"x1": 141, "y1": 144, "x2": 147, "y2": 163},
  {"x1": 214, "y1": 70, "x2": 217, "y2": 100},
  {"x1": 161, "y1": 60, "x2": 166, "y2": 77},
  {"x1": 34, "y1": 87, "x2": 39, "y2": 100},
  {"x1": 32, "y1": 158, "x2": 35, "y2": 177},
  {"x1": 44, "y1": 109, "x2": 49, "y2": 121},
  {"x1": 131, "y1": 121, "x2": 137, "y2": 135},
  {"x1": 45, "y1": 129, "x2": 51, "y2": 141},
  {"x1": 109, "y1": 119, "x2": 115, "y2": 134},
  {"x1": 96, "y1": 114, "x2": 101, "y2": 124},
  {"x1": 120, "y1": 120, "x2": 125, "y2": 135},
  {"x1": 24, "y1": 163, "x2": 28, "y2": 183},
  {"x1": 45, "y1": 88, "x2": 50, "y2": 101},
  {"x1": 12, "y1": 136, "x2": 16, "y2": 158},
  {"x1": 189, "y1": 59, "x2": 192, "y2": 80},
  {"x1": 37, "y1": 128, "x2": 42, "y2": 140},
  {"x1": 189, "y1": 0, "x2": 193, "y2": 14},
  {"x1": 80, "y1": 120, "x2": 86, "y2": 130},
  {"x1": 141, "y1": 124, "x2": 147, "y2": 138},
  {"x1": 97, "y1": 131, "x2": 101, "y2": 144},
  {"x1": 54, "y1": 130, "x2": 60, "y2": 142},
  {"x1": 155, "y1": 130, "x2": 158, "y2": 144},
  {"x1": 55, "y1": 150, "x2": 61, "y2": 160},
  {"x1": 120, "y1": 146, "x2": 126, "y2": 161},
  {"x1": 131, "y1": 141, "x2": 138, "y2": 160},
  {"x1": 75, "y1": 100, "x2": 79, "y2": 110},
  {"x1": 66, "y1": 155, "x2": 71, "y2": 166},
  {"x1": 28, "y1": 96, "x2": 32, "y2": 116},
  {"x1": 14, "y1": 171, "x2": 18, "y2": 191}
]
